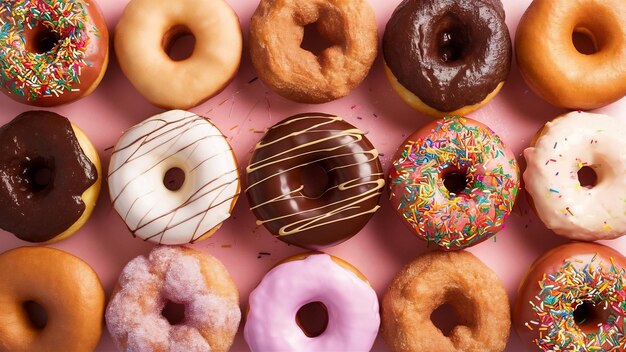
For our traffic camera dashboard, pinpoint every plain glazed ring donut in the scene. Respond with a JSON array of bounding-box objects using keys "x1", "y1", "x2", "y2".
[
  {"x1": 249, "y1": 0, "x2": 378, "y2": 103},
  {"x1": 381, "y1": 250, "x2": 510, "y2": 352},
  {"x1": 513, "y1": 243, "x2": 626, "y2": 351},
  {"x1": 108, "y1": 110, "x2": 240, "y2": 245},
  {"x1": 523, "y1": 112, "x2": 626, "y2": 241},
  {"x1": 0, "y1": 247, "x2": 105, "y2": 351},
  {"x1": 244, "y1": 253, "x2": 380, "y2": 351},
  {"x1": 0, "y1": 111, "x2": 101, "y2": 244},
  {"x1": 0, "y1": 0, "x2": 109, "y2": 106},
  {"x1": 388, "y1": 116, "x2": 520, "y2": 250},
  {"x1": 515, "y1": 0, "x2": 626, "y2": 109},
  {"x1": 383, "y1": 0, "x2": 512, "y2": 117},
  {"x1": 246, "y1": 113, "x2": 385, "y2": 249},
  {"x1": 115, "y1": 0, "x2": 242, "y2": 109},
  {"x1": 106, "y1": 246, "x2": 241, "y2": 352}
]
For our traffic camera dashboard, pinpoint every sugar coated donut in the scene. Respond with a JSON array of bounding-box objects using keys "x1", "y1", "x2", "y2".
[
  {"x1": 249, "y1": 0, "x2": 378, "y2": 103},
  {"x1": 382, "y1": 250, "x2": 510, "y2": 352},
  {"x1": 523, "y1": 111, "x2": 626, "y2": 241},
  {"x1": 106, "y1": 246, "x2": 241, "y2": 352},
  {"x1": 244, "y1": 253, "x2": 379, "y2": 352},
  {"x1": 0, "y1": 246, "x2": 105, "y2": 351},
  {"x1": 0, "y1": 0, "x2": 109, "y2": 106},
  {"x1": 246, "y1": 113, "x2": 384, "y2": 249},
  {"x1": 513, "y1": 242, "x2": 626, "y2": 351},
  {"x1": 383, "y1": 0, "x2": 511, "y2": 117},
  {"x1": 0, "y1": 111, "x2": 101, "y2": 243},
  {"x1": 115, "y1": 0, "x2": 242, "y2": 109},
  {"x1": 108, "y1": 110, "x2": 240, "y2": 245},
  {"x1": 515, "y1": 0, "x2": 626, "y2": 109},
  {"x1": 388, "y1": 116, "x2": 519, "y2": 250}
]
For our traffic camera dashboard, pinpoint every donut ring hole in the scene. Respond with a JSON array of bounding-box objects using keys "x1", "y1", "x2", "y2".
[
  {"x1": 433, "y1": 14, "x2": 471, "y2": 64},
  {"x1": 429, "y1": 289, "x2": 476, "y2": 336},
  {"x1": 161, "y1": 300, "x2": 186, "y2": 325},
  {"x1": 577, "y1": 166, "x2": 598, "y2": 188},
  {"x1": 301, "y1": 22, "x2": 335, "y2": 56},
  {"x1": 295, "y1": 301, "x2": 329, "y2": 338},
  {"x1": 442, "y1": 167, "x2": 469, "y2": 195},
  {"x1": 163, "y1": 167, "x2": 186, "y2": 191},
  {"x1": 21, "y1": 157, "x2": 55, "y2": 193},
  {"x1": 299, "y1": 163, "x2": 330, "y2": 198},
  {"x1": 430, "y1": 303, "x2": 461, "y2": 336},
  {"x1": 22, "y1": 300, "x2": 48, "y2": 330},
  {"x1": 25, "y1": 24, "x2": 61, "y2": 54},
  {"x1": 572, "y1": 28, "x2": 598, "y2": 55},
  {"x1": 573, "y1": 300, "x2": 609, "y2": 334},
  {"x1": 297, "y1": 9, "x2": 346, "y2": 58},
  {"x1": 162, "y1": 25, "x2": 196, "y2": 62}
]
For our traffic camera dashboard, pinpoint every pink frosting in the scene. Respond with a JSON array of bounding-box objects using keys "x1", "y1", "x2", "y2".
[{"x1": 244, "y1": 254, "x2": 380, "y2": 351}]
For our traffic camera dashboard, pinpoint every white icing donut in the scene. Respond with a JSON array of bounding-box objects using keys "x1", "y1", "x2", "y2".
[
  {"x1": 523, "y1": 111, "x2": 626, "y2": 241},
  {"x1": 108, "y1": 110, "x2": 240, "y2": 244}
]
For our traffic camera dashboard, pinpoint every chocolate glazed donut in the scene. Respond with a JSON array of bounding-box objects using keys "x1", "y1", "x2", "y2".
[
  {"x1": 246, "y1": 113, "x2": 384, "y2": 249},
  {"x1": 383, "y1": 0, "x2": 511, "y2": 113}
]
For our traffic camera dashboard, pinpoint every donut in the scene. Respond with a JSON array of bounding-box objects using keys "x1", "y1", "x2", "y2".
[
  {"x1": 249, "y1": 0, "x2": 378, "y2": 103},
  {"x1": 513, "y1": 242, "x2": 626, "y2": 351},
  {"x1": 0, "y1": 111, "x2": 101, "y2": 243},
  {"x1": 382, "y1": 250, "x2": 510, "y2": 351},
  {"x1": 0, "y1": 246, "x2": 105, "y2": 351},
  {"x1": 106, "y1": 246, "x2": 241, "y2": 352},
  {"x1": 115, "y1": 0, "x2": 242, "y2": 109},
  {"x1": 244, "y1": 253, "x2": 379, "y2": 351},
  {"x1": 383, "y1": 0, "x2": 512, "y2": 117},
  {"x1": 388, "y1": 116, "x2": 519, "y2": 250},
  {"x1": 245, "y1": 113, "x2": 384, "y2": 249},
  {"x1": 0, "y1": 0, "x2": 109, "y2": 106},
  {"x1": 515, "y1": 0, "x2": 626, "y2": 110},
  {"x1": 108, "y1": 110, "x2": 240, "y2": 245},
  {"x1": 523, "y1": 111, "x2": 626, "y2": 241}
]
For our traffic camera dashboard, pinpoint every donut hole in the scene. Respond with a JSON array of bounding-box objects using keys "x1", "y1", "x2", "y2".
[
  {"x1": 161, "y1": 300, "x2": 186, "y2": 325},
  {"x1": 300, "y1": 22, "x2": 336, "y2": 57},
  {"x1": 577, "y1": 166, "x2": 597, "y2": 188},
  {"x1": 442, "y1": 168, "x2": 468, "y2": 195},
  {"x1": 296, "y1": 301, "x2": 329, "y2": 337},
  {"x1": 434, "y1": 14, "x2": 471, "y2": 64},
  {"x1": 26, "y1": 24, "x2": 61, "y2": 54},
  {"x1": 300, "y1": 163, "x2": 329, "y2": 198},
  {"x1": 21, "y1": 157, "x2": 55, "y2": 193},
  {"x1": 573, "y1": 300, "x2": 609, "y2": 333},
  {"x1": 163, "y1": 25, "x2": 196, "y2": 61},
  {"x1": 163, "y1": 167, "x2": 186, "y2": 191},
  {"x1": 22, "y1": 301, "x2": 48, "y2": 330},
  {"x1": 431, "y1": 303, "x2": 460, "y2": 336},
  {"x1": 572, "y1": 28, "x2": 598, "y2": 55}
]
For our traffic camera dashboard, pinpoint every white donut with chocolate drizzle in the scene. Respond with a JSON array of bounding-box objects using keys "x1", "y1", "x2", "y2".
[
  {"x1": 245, "y1": 113, "x2": 384, "y2": 249},
  {"x1": 108, "y1": 110, "x2": 240, "y2": 244}
]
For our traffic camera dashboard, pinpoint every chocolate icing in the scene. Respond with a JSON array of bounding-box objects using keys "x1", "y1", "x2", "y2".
[
  {"x1": 383, "y1": 0, "x2": 511, "y2": 112},
  {"x1": 246, "y1": 113, "x2": 384, "y2": 249},
  {"x1": 0, "y1": 111, "x2": 97, "y2": 242}
]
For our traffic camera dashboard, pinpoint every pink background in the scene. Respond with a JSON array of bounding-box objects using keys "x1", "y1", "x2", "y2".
[{"x1": 0, "y1": 0, "x2": 624, "y2": 351}]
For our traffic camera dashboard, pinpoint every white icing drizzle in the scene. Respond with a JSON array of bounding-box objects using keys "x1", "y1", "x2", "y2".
[
  {"x1": 523, "y1": 111, "x2": 626, "y2": 240},
  {"x1": 108, "y1": 110, "x2": 240, "y2": 244},
  {"x1": 245, "y1": 114, "x2": 384, "y2": 239}
]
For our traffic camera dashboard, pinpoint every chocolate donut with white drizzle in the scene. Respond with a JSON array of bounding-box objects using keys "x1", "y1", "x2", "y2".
[{"x1": 246, "y1": 113, "x2": 384, "y2": 249}]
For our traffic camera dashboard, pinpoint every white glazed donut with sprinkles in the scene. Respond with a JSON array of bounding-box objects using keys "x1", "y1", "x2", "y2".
[
  {"x1": 108, "y1": 110, "x2": 240, "y2": 245},
  {"x1": 524, "y1": 111, "x2": 626, "y2": 241},
  {"x1": 0, "y1": 0, "x2": 109, "y2": 106}
]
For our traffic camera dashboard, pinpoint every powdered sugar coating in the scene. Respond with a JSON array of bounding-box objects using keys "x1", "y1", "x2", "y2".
[{"x1": 106, "y1": 246, "x2": 240, "y2": 352}]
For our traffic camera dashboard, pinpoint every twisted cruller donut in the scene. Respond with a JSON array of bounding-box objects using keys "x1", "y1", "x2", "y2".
[
  {"x1": 382, "y1": 251, "x2": 510, "y2": 352},
  {"x1": 106, "y1": 246, "x2": 241, "y2": 352},
  {"x1": 108, "y1": 110, "x2": 240, "y2": 245},
  {"x1": 0, "y1": 247, "x2": 105, "y2": 351},
  {"x1": 515, "y1": 0, "x2": 626, "y2": 109},
  {"x1": 514, "y1": 243, "x2": 626, "y2": 351},
  {"x1": 0, "y1": 0, "x2": 109, "y2": 106}
]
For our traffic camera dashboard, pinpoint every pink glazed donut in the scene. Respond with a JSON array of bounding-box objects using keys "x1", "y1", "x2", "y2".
[{"x1": 244, "y1": 253, "x2": 380, "y2": 351}]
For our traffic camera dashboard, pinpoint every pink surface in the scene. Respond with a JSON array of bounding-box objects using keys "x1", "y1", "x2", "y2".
[{"x1": 0, "y1": 0, "x2": 624, "y2": 351}]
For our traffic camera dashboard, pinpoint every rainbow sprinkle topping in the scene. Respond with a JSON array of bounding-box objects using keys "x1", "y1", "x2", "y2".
[
  {"x1": 527, "y1": 255, "x2": 626, "y2": 351},
  {"x1": 388, "y1": 116, "x2": 519, "y2": 250},
  {"x1": 0, "y1": 0, "x2": 94, "y2": 100}
]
